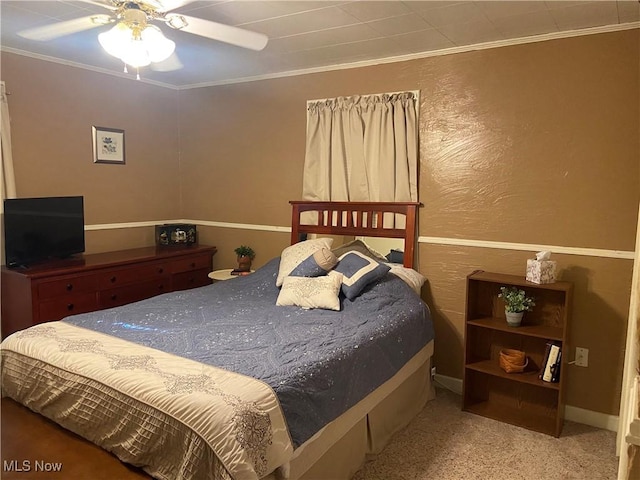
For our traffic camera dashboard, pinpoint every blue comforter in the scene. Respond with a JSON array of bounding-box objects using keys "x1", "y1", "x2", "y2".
[{"x1": 65, "y1": 257, "x2": 434, "y2": 447}]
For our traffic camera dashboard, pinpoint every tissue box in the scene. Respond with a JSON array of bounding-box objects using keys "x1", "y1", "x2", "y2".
[{"x1": 526, "y1": 259, "x2": 557, "y2": 284}]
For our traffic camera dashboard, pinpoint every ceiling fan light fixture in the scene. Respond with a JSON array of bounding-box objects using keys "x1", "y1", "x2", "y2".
[
  {"x1": 90, "y1": 15, "x2": 113, "y2": 26},
  {"x1": 165, "y1": 14, "x2": 188, "y2": 30},
  {"x1": 98, "y1": 22, "x2": 131, "y2": 58},
  {"x1": 99, "y1": 22, "x2": 175, "y2": 69},
  {"x1": 141, "y1": 25, "x2": 175, "y2": 63},
  {"x1": 121, "y1": 38, "x2": 152, "y2": 68}
]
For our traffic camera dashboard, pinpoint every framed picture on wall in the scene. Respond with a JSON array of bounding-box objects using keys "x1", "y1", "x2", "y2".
[{"x1": 92, "y1": 126, "x2": 125, "y2": 164}]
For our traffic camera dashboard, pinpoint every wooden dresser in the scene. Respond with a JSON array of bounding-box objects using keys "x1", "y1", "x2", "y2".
[{"x1": 1, "y1": 245, "x2": 217, "y2": 339}]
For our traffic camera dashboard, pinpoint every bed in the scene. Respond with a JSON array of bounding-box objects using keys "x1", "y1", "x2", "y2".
[{"x1": 1, "y1": 201, "x2": 434, "y2": 480}]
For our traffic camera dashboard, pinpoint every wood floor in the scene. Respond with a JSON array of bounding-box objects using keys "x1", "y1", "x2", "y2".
[{"x1": 1, "y1": 397, "x2": 151, "y2": 480}]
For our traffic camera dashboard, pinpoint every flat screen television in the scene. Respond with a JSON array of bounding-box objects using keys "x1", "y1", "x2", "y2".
[{"x1": 4, "y1": 196, "x2": 85, "y2": 268}]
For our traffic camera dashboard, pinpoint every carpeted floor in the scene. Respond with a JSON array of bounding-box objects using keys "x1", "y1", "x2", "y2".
[{"x1": 352, "y1": 387, "x2": 618, "y2": 480}]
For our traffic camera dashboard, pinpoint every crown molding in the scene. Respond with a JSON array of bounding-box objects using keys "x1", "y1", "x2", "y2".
[
  {"x1": 0, "y1": 46, "x2": 179, "y2": 90},
  {"x1": 179, "y1": 22, "x2": 639, "y2": 90},
  {"x1": 3, "y1": 22, "x2": 637, "y2": 91}
]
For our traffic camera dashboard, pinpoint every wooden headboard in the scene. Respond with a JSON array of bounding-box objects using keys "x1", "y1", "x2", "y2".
[{"x1": 289, "y1": 201, "x2": 421, "y2": 268}]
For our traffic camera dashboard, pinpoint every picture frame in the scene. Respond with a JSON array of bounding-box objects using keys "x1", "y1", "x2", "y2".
[{"x1": 92, "y1": 126, "x2": 125, "y2": 164}]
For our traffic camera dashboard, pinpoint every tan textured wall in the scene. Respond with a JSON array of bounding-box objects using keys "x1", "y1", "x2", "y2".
[
  {"x1": 2, "y1": 29, "x2": 638, "y2": 416},
  {"x1": 1, "y1": 53, "x2": 181, "y2": 253}
]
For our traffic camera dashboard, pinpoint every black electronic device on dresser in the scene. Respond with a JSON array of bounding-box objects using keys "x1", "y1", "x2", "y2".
[
  {"x1": 155, "y1": 223, "x2": 197, "y2": 246},
  {"x1": 3, "y1": 196, "x2": 85, "y2": 268}
]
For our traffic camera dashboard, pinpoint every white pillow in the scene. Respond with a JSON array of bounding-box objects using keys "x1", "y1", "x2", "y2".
[
  {"x1": 276, "y1": 272, "x2": 343, "y2": 311},
  {"x1": 276, "y1": 238, "x2": 334, "y2": 287},
  {"x1": 386, "y1": 263, "x2": 426, "y2": 294}
]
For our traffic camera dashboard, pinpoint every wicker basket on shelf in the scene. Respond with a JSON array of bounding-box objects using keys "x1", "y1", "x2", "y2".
[{"x1": 499, "y1": 349, "x2": 528, "y2": 373}]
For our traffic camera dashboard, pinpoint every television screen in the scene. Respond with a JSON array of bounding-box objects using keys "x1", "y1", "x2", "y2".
[{"x1": 4, "y1": 196, "x2": 85, "y2": 268}]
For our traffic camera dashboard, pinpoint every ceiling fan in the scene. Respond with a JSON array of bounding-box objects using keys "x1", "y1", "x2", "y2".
[{"x1": 17, "y1": 0, "x2": 269, "y2": 73}]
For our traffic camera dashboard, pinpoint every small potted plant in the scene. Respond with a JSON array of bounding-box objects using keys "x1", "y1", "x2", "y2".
[
  {"x1": 234, "y1": 245, "x2": 255, "y2": 272},
  {"x1": 498, "y1": 286, "x2": 535, "y2": 327}
]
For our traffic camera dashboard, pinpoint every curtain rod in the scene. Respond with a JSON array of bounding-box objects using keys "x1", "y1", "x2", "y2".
[{"x1": 307, "y1": 89, "x2": 419, "y2": 105}]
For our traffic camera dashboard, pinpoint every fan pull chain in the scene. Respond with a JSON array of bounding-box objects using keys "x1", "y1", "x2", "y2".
[{"x1": 120, "y1": 62, "x2": 141, "y2": 80}]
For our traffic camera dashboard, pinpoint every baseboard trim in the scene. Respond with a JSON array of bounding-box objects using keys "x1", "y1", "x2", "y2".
[
  {"x1": 434, "y1": 374, "x2": 618, "y2": 432},
  {"x1": 434, "y1": 374, "x2": 463, "y2": 395},
  {"x1": 565, "y1": 405, "x2": 619, "y2": 432}
]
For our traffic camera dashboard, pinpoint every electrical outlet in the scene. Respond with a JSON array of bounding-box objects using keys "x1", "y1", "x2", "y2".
[{"x1": 575, "y1": 347, "x2": 589, "y2": 367}]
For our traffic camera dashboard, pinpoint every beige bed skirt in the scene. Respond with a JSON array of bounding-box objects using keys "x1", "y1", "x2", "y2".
[{"x1": 267, "y1": 340, "x2": 435, "y2": 480}]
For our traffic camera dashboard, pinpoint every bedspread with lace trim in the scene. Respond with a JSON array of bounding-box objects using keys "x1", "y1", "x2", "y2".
[{"x1": 1, "y1": 322, "x2": 293, "y2": 480}]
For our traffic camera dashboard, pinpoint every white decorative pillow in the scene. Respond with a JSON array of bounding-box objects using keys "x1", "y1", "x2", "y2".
[
  {"x1": 334, "y1": 251, "x2": 391, "y2": 300},
  {"x1": 386, "y1": 263, "x2": 426, "y2": 295},
  {"x1": 276, "y1": 238, "x2": 334, "y2": 287},
  {"x1": 276, "y1": 272, "x2": 343, "y2": 311}
]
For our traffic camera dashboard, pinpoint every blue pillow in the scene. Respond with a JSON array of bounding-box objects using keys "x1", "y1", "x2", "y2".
[
  {"x1": 385, "y1": 249, "x2": 404, "y2": 264},
  {"x1": 334, "y1": 251, "x2": 391, "y2": 300},
  {"x1": 290, "y1": 248, "x2": 338, "y2": 277}
]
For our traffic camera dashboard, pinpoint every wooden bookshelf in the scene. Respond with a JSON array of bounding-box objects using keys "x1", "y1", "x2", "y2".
[{"x1": 462, "y1": 271, "x2": 572, "y2": 437}]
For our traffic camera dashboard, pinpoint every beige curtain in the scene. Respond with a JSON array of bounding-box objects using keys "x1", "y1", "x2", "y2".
[
  {"x1": 1, "y1": 81, "x2": 17, "y2": 210},
  {"x1": 303, "y1": 92, "x2": 418, "y2": 226}
]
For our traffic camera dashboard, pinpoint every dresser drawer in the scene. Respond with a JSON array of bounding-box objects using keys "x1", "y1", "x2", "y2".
[
  {"x1": 97, "y1": 262, "x2": 170, "y2": 289},
  {"x1": 172, "y1": 268, "x2": 212, "y2": 291},
  {"x1": 100, "y1": 279, "x2": 170, "y2": 308},
  {"x1": 38, "y1": 275, "x2": 98, "y2": 300},
  {"x1": 170, "y1": 254, "x2": 212, "y2": 274},
  {"x1": 39, "y1": 293, "x2": 99, "y2": 321}
]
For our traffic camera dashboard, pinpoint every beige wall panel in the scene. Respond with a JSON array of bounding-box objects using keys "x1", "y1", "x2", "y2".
[
  {"x1": 85, "y1": 227, "x2": 157, "y2": 254},
  {"x1": 197, "y1": 226, "x2": 289, "y2": 271},
  {"x1": 419, "y1": 242, "x2": 633, "y2": 415},
  {"x1": 1, "y1": 53, "x2": 181, "y2": 251},
  {"x1": 179, "y1": 30, "x2": 637, "y2": 255},
  {"x1": 419, "y1": 31, "x2": 639, "y2": 251},
  {"x1": 178, "y1": 79, "x2": 308, "y2": 228},
  {"x1": 177, "y1": 63, "x2": 423, "y2": 232}
]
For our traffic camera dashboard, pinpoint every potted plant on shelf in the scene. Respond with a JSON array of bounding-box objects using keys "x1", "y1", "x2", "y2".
[
  {"x1": 498, "y1": 286, "x2": 535, "y2": 327},
  {"x1": 234, "y1": 245, "x2": 255, "y2": 272}
]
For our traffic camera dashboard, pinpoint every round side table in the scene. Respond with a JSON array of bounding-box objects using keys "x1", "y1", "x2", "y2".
[{"x1": 208, "y1": 269, "x2": 253, "y2": 281}]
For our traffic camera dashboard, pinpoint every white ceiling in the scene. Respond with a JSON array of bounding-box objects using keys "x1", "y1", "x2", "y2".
[{"x1": 1, "y1": 1, "x2": 638, "y2": 89}]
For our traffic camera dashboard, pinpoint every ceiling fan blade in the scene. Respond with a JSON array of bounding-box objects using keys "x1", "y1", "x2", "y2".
[
  {"x1": 156, "y1": 0, "x2": 193, "y2": 13},
  {"x1": 18, "y1": 15, "x2": 111, "y2": 41},
  {"x1": 77, "y1": 0, "x2": 118, "y2": 11},
  {"x1": 170, "y1": 15, "x2": 268, "y2": 51},
  {"x1": 150, "y1": 52, "x2": 183, "y2": 72}
]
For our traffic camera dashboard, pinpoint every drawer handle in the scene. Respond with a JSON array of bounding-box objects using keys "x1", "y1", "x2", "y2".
[
  {"x1": 189, "y1": 277, "x2": 195, "y2": 284},
  {"x1": 158, "y1": 267, "x2": 164, "y2": 274},
  {"x1": 110, "y1": 276, "x2": 117, "y2": 283},
  {"x1": 111, "y1": 294, "x2": 117, "y2": 301},
  {"x1": 66, "y1": 284, "x2": 73, "y2": 291},
  {"x1": 190, "y1": 262, "x2": 196, "y2": 268},
  {"x1": 67, "y1": 303, "x2": 74, "y2": 311},
  {"x1": 158, "y1": 284, "x2": 165, "y2": 290}
]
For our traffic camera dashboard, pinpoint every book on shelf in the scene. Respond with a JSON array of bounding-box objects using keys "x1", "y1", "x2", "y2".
[
  {"x1": 230, "y1": 269, "x2": 252, "y2": 276},
  {"x1": 540, "y1": 341, "x2": 561, "y2": 383},
  {"x1": 550, "y1": 350, "x2": 562, "y2": 383}
]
